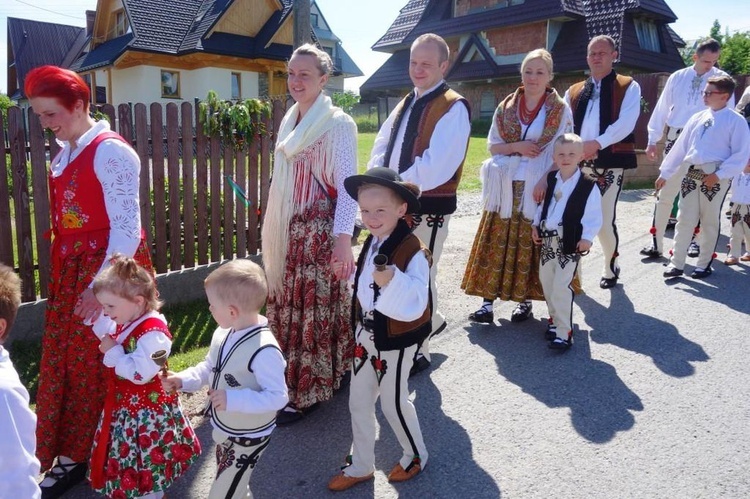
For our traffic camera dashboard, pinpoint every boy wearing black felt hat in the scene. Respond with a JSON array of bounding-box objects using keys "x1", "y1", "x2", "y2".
[{"x1": 328, "y1": 167, "x2": 432, "y2": 491}]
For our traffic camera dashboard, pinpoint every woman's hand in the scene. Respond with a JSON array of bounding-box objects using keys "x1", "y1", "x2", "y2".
[
  {"x1": 331, "y1": 234, "x2": 354, "y2": 279},
  {"x1": 74, "y1": 288, "x2": 103, "y2": 323},
  {"x1": 531, "y1": 226, "x2": 542, "y2": 246},
  {"x1": 532, "y1": 175, "x2": 548, "y2": 203},
  {"x1": 513, "y1": 141, "x2": 541, "y2": 158}
]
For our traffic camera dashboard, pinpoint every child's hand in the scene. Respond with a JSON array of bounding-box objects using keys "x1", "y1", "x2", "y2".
[
  {"x1": 161, "y1": 373, "x2": 182, "y2": 392},
  {"x1": 577, "y1": 239, "x2": 592, "y2": 253},
  {"x1": 372, "y1": 266, "x2": 395, "y2": 288},
  {"x1": 531, "y1": 226, "x2": 542, "y2": 245},
  {"x1": 744, "y1": 159, "x2": 750, "y2": 174},
  {"x1": 701, "y1": 173, "x2": 719, "y2": 189},
  {"x1": 208, "y1": 389, "x2": 228, "y2": 411},
  {"x1": 99, "y1": 335, "x2": 118, "y2": 354}
]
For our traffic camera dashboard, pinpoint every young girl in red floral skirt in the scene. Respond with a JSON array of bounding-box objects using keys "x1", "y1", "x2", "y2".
[{"x1": 87, "y1": 255, "x2": 200, "y2": 498}]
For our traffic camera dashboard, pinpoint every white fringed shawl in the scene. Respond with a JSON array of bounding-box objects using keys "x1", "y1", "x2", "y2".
[
  {"x1": 481, "y1": 87, "x2": 569, "y2": 219},
  {"x1": 262, "y1": 92, "x2": 353, "y2": 296}
]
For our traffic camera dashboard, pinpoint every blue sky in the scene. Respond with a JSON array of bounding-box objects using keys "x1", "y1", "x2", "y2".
[{"x1": 2, "y1": 0, "x2": 750, "y2": 94}]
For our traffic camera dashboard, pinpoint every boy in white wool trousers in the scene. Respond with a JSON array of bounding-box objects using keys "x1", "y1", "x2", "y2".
[
  {"x1": 162, "y1": 260, "x2": 288, "y2": 499},
  {"x1": 532, "y1": 134, "x2": 602, "y2": 350},
  {"x1": 725, "y1": 162, "x2": 750, "y2": 265},
  {"x1": 328, "y1": 167, "x2": 431, "y2": 491},
  {"x1": 658, "y1": 75, "x2": 750, "y2": 279}
]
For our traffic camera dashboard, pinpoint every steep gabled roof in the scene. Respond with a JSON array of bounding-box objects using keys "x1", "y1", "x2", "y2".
[
  {"x1": 372, "y1": 0, "x2": 430, "y2": 50},
  {"x1": 74, "y1": 0, "x2": 296, "y2": 71},
  {"x1": 363, "y1": 0, "x2": 684, "y2": 94},
  {"x1": 7, "y1": 17, "x2": 86, "y2": 98}
]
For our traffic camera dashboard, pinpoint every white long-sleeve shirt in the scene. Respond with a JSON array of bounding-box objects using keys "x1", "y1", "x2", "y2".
[
  {"x1": 533, "y1": 169, "x2": 603, "y2": 243},
  {"x1": 647, "y1": 65, "x2": 733, "y2": 145},
  {"x1": 52, "y1": 120, "x2": 142, "y2": 283},
  {"x1": 659, "y1": 107, "x2": 750, "y2": 181},
  {"x1": 325, "y1": 123, "x2": 358, "y2": 236},
  {"x1": 367, "y1": 80, "x2": 471, "y2": 191},
  {"x1": 356, "y1": 236, "x2": 430, "y2": 322},
  {"x1": 176, "y1": 316, "x2": 288, "y2": 438},
  {"x1": 0, "y1": 346, "x2": 41, "y2": 499},
  {"x1": 101, "y1": 311, "x2": 173, "y2": 384},
  {"x1": 564, "y1": 76, "x2": 641, "y2": 149}
]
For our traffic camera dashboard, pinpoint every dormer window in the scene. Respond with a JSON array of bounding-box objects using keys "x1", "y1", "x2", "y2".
[
  {"x1": 311, "y1": 13, "x2": 319, "y2": 28},
  {"x1": 115, "y1": 10, "x2": 127, "y2": 37},
  {"x1": 634, "y1": 18, "x2": 661, "y2": 52}
]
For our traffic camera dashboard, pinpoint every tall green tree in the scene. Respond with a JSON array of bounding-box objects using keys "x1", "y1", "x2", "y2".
[
  {"x1": 710, "y1": 19, "x2": 724, "y2": 45},
  {"x1": 719, "y1": 30, "x2": 750, "y2": 75}
]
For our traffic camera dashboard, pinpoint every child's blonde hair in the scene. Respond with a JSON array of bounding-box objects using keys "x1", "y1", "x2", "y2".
[
  {"x1": 93, "y1": 254, "x2": 162, "y2": 311},
  {"x1": 0, "y1": 263, "x2": 21, "y2": 342},
  {"x1": 554, "y1": 132, "x2": 584, "y2": 149},
  {"x1": 204, "y1": 259, "x2": 267, "y2": 313}
]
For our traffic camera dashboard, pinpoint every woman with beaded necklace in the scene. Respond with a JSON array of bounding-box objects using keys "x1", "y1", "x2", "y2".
[{"x1": 462, "y1": 49, "x2": 573, "y2": 325}]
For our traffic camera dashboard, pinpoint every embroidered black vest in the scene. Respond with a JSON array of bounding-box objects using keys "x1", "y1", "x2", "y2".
[
  {"x1": 382, "y1": 84, "x2": 471, "y2": 215},
  {"x1": 539, "y1": 171, "x2": 596, "y2": 254},
  {"x1": 569, "y1": 70, "x2": 637, "y2": 170}
]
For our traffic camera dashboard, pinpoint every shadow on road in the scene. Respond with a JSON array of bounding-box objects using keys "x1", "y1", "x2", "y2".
[
  {"x1": 468, "y1": 322, "x2": 642, "y2": 444},
  {"x1": 404, "y1": 354, "x2": 502, "y2": 499},
  {"x1": 578, "y1": 289, "x2": 710, "y2": 377}
]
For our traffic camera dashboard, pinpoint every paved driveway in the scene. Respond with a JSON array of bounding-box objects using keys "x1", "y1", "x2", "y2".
[{"x1": 65, "y1": 190, "x2": 750, "y2": 498}]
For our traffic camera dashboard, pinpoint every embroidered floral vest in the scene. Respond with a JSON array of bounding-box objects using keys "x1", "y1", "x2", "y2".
[{"x1": 50, "y1": 131, "x2": 124, "y2": 237}]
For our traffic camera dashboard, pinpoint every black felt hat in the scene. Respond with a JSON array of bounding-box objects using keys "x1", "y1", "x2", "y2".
[{"x1": 344, "y1": 167, "x2": 421, "y2": 214}]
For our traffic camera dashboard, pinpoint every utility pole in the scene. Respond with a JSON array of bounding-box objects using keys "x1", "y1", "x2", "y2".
[{"x1": 293, "y1": 0, "x2": 311, "y2": 48}]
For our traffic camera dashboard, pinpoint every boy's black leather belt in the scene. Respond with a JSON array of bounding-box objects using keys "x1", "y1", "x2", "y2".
[
  {"x1": 361, "y1": 318, "x2": 376, "y2": 331},
  {"x1": 539, "y1": 229, "x2": 559, "y2": 237}
]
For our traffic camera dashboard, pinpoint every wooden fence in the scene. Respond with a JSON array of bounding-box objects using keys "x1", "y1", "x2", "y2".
[{"x1": 1, "y1": 99, "x2": 287, "y2": 302}]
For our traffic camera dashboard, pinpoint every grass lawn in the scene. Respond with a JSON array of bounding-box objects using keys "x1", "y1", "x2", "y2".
[
  {"x1": 10, "y1": 299, "x2": 217, "y2": 404},
  {"x1": 357, "y1": 132, "x2": 489, "y2": 193}
]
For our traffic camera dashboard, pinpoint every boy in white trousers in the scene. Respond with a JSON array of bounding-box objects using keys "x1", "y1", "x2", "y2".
[
  {"x1": 329, "y1": 167, "x2": 431, "y2": 491},
  {"x1": 532, "y1": 134, "x2": 602, "y2": 350},
  {"x1": 657, "y1": 75, "x2": 750, "y2": 279}
]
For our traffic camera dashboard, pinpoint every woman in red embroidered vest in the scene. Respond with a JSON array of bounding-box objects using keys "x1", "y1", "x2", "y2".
[
  {"x1": 87, "y1": 256, "x2": 200, "y2": 499},
  {"x1": 25, "y1": 65, "x2": 153, "y2": 498},
  {"x1": 261, "y1": 44, "x2": 357, "y2": 425},
  {"x1": 462, "y1": 50, "x2": 573, "y2": 325}
]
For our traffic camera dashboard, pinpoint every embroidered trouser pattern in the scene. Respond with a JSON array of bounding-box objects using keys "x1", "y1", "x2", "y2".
[
  {"x1": 670, "y1": 176, "x2": 731, "y2": 269},
  {"x1": 539, "y1": 229, "x2": 581, "y2": 339},
  {"x1": 728, "y1": 202, "x2": 750, "y2": 258},
  {"x1": 209, "y1": 435, "x2": 270, "y2": 499},
  {"x1": 580, "y1": 165, "x2": 624, "y2": 278},
  {"x1": 410, "y1": 213, "x2": 451, "y2": 361},
  {"x1": 345, "y1": 325, "x2": 427, "y2": 478}
]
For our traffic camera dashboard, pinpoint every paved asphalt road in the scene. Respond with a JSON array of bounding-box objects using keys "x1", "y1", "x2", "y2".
[{"x1": 62, "y1": 190, "x2": 749, "y2": 498}]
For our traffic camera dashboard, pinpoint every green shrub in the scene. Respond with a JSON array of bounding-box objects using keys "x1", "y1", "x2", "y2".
[
  {"x1": 471, "y1": 118, "x2": 493, "y2": 137},
  {"x1": 354, "y1": 115, "x2": 379, "y2": 133}
]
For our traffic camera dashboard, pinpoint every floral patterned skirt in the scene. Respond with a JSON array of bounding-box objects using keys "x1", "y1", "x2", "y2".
[
  {"x1": 35, "y1": 241, "x2": 152, "y2": 470},
  {"x1": 462, "y1": 181, "x2": 582, "y2": 302},
  {"x1": 267, "y1": 199, "x2": 353, "y2": 409},
  {"x1": 89, "y1": 399, "x2": 200, "y2": 498},
  {"x1": 462, "y1": 181, "x2": 545, "y2": 302}
]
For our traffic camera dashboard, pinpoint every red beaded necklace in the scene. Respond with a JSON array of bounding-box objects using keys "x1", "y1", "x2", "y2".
[{"x1": 519, "y1": 93, "x2": 545, "y2": 125}]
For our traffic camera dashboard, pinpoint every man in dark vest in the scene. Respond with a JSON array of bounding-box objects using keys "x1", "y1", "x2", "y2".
[
  {"x1": 368, "y1": 33, "x2": 471, "y2": 375},
  {"x1": 565, "y1": 35, "x2": 641, "y2": 289}
]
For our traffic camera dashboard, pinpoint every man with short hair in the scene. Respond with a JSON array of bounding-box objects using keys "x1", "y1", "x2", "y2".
[
  {"x1": 642, "y1": 38, "x2": 733, "y2": 259},
  {"x1": 368, "y1": 33, "x2": 471, "y2": 375},
  {"x1": 658, "y1": 75, "x2": 750, "y2": 279},
  {"x1": 565, "y1": 35, "x2": 641, "y2": 289}
]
